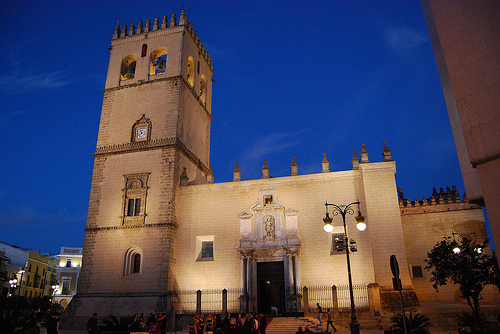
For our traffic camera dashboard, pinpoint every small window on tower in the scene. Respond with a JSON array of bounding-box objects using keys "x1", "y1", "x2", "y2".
[
  {"x1": 132, "y1": 253, "x2": 141, "y2": 273},
  {"x1": 121, "y1": 54, "x2": 137, "y2": 81},
  {"x1": 200, "y1": 75, "x2": 207, "y2": 104},
  {"x1": 150, "y1": 47, "x2": 167, "y2": 76},
  {"x1": 121, "y1": 173, "x2": 149, "y2": 226},
  {"x1": 66, "y1": 258, "x2": 72, "y2": 267},
  {"x1": 187, "y1": 56, "x2": 195, "y2": 87},
  {"x1": 123, "y1": 246, "x2": 143, "y2": 276},
  {"x1": 155, "y1": 55, "x2": 167, "y2": 74},
  {"x1": 127, "y1": 198, "x2": 141, "y2": 216}
]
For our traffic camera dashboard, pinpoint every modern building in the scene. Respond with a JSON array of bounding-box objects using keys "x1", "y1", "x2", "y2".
[
  {"x1": 53, "y1": 247, "x2": 83, "y2": 308},
  {"x1": 421, "y1": 0, "x2": 500, "y2": 250},
  {"x1": 60, "y1": 11, "x2": 499, "y2": 331}
]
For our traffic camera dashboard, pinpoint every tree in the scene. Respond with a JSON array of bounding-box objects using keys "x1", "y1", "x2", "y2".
[{"x1": 425, "y1": 236, "x2": 499, "y2": 322}]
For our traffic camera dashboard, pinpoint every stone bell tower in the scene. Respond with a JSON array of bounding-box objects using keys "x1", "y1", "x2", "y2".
[{"x1": 61, "y1": 10, "x2": 213, "y2": 328}]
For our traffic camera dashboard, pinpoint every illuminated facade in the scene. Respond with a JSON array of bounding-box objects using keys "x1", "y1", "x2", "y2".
[
  {"x1": 0, "y1": 241, "x2": 57, "y2": 299},
  {"x1": 53, "y1": 247, "x2": 83, "y2": 308},
  {"x1": 60, "y1": 11, "x2": 499, "y2": 331}
]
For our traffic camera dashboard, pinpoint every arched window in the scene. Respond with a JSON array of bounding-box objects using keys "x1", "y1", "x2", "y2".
[
  {"x1": 187, "y1": 56, "x2": 195, "y2": 87},
  {"x1": 121, "y1": 54, "x2": 137, "y2": 81},
  {"x1": 123, "y1": 247, "x2": 143, "y2": 276},
  {"x1": 200, "y1": 75, "x2": 207, "y2": 104},
  {"x1": 150, "y1": 48, "x2": 167, "y2": 75},
  {"x1": 133, "y1": 254, "x2": 141, "y2": 273},
  {"x1": 141, "y1": 44, "x2": 148, "y2": 57},
  {"x1": 121, "y1": 172, "x2": 149, "y2": 226}
]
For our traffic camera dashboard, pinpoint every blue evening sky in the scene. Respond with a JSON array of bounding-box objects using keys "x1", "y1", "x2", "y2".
[{"x1": 0, "y1": 1, "x2": 470, "y2": 255}]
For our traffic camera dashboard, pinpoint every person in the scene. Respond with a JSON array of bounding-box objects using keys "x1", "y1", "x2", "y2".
[
  {"x1": 198, "y1": 313, "x2": 205, "y2": 334},
  {"x1": 222, "y1": 312, "x2": 233, "y2": 334},
  {"x1": 140, "y1": 313, "x2": 147, "y2": 331},
  {"x1": 188, "y1": 314, "x2": 198, "y2": 334},
  {"x1": 87, "y1": 313, "x2": 98, "y2": 334},
  {"x1": 295, "y1": 326, "x2": 304, "y2": 334},
  {"x1": 316, "y1": 303, "x2": 323, "y2": 327},
  {"x1": 259, "y1": 314, "x2": 266, "y2": 334},
  {"x1": 326, "y1": 309, "x2": 337, "y2": 332},
  {"x1": 147, "y1": 313, "x2": 157, "y2": 334},
  {"x1": 214, "y1": 314, "x2": 223, "y2": 334},
  {"x1": 157, "y1": 313, "x2": 167, "y2": 334},
  {"x1": 206, "y1": 313, "x2": 214, "y2": 333},
  {"x1": 235, "y1": 313, "x2": 243, "y2": 332},
  {"x1": 251, "y1": 313, "x2": 259, "y2": 334},
  {"x1": 46, "y1": 313, "x2": 59, "y2": 334}
]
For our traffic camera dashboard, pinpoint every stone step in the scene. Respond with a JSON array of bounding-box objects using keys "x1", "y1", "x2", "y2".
[{"x1": 266, "y1": 317, "x2": 343, "y2": 334}]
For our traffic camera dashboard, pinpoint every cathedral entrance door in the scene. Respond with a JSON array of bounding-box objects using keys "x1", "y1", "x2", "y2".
[{"x1": 257, "y1": 261, "x2": 285, "y2": 314}]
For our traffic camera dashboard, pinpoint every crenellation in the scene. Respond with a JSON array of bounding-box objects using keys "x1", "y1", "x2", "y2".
[
  {"x1": 129, "y1": 22, "x2": 135, "y2": 36},
  {"x1": 153, "y1": 17, "x2": 159, "y2": 31},
  {"x1": 399, "y1": 185, "x2": 481, "y2": 215},
  {"x1": 162, "y1": 15, "x2": 168, "y2": 29},
  {"x1": 111, "y1": 12, "x2": 212, "y2": 70}
]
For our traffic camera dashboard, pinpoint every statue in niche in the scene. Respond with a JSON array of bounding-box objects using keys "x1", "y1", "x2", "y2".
[{"x1": 264, "y1": 215, "x2": 275, "y2": 239}]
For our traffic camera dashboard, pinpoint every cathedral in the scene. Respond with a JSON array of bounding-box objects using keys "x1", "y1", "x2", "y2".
[{"x1": 61, "y1": 11, "x2": 499, "y2": 330}]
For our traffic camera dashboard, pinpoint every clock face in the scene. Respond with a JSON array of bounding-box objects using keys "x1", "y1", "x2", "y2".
[{"x1": 137, "y1": 128, "x2": 147, "y2": 139}]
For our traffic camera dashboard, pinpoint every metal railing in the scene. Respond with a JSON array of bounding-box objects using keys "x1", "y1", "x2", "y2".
[
  {"x1": 171, "y1": 288, "x2": 244, "y2": 314},
  {"x1": 306, "y1": 284, "x2": 369, "y2": 311},
  {"x1": 170, "y1": 285, "x2": 369, "y2": 314}
]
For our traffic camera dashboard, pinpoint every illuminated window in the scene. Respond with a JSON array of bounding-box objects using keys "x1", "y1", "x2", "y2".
[
  {"x1": 150, "y1": 47, "x2": 167, "y2": 76},
  {"x1": 187, "y1": 56, "x2": 194, "y2": 86},
  {"x1": 62, "y1": 280, "x2": 70, "y2": 294},
  {"x1": 121, "y1": 54, "x2": 137, "y2": 81},
  {"x1": 155, "y1": 55, "x2": 167, "y2": 74}
]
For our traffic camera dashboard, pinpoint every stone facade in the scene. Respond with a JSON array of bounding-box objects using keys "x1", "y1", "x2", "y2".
[
  {"x1": 421, "y1": 0, "x2": 500, "y2": 255},
  {"x1": 61, "y1": 10, "x2": 499, "y2": 331}
]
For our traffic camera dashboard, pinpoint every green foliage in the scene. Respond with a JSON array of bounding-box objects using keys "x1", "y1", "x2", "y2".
[
  {"x1": 425, "y1": 236, "x2": 499, "y2": 318},
  {"x1": 98, "y1": 315, "x2": 140, "y2": 332},
  {"x1": 390, "y1": 312, "x2": 432, "y2": 334},
  {"x1": 458, "y1": 311, "x2": 491, "y2": 333}
]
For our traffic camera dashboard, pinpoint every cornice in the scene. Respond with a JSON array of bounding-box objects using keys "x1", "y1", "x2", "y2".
[
  {"x1": 85, "y1": 222, "x2": 177, "y2": 232},
  {"x1": 93, "y1": 137, "x2": 210, "y2": 174},
  {"x1": 103, "y1": 75, "x2": 212, "y2": 119}
]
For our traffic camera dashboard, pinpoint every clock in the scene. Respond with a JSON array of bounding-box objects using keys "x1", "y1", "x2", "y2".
[{"x1": 137, "y1": 128, "x2": 147, "y2": 139}]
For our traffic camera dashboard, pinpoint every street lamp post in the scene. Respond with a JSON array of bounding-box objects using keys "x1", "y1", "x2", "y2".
[
  {"x1": 322, "y1": 200, "x2": 365, "y2": 334},
  {"x1": 17, "y1": 269, "x2": 25, "y2": 297},
  {"x1": 8, "y1": 277, "x2": 18, "y2": 297}
]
